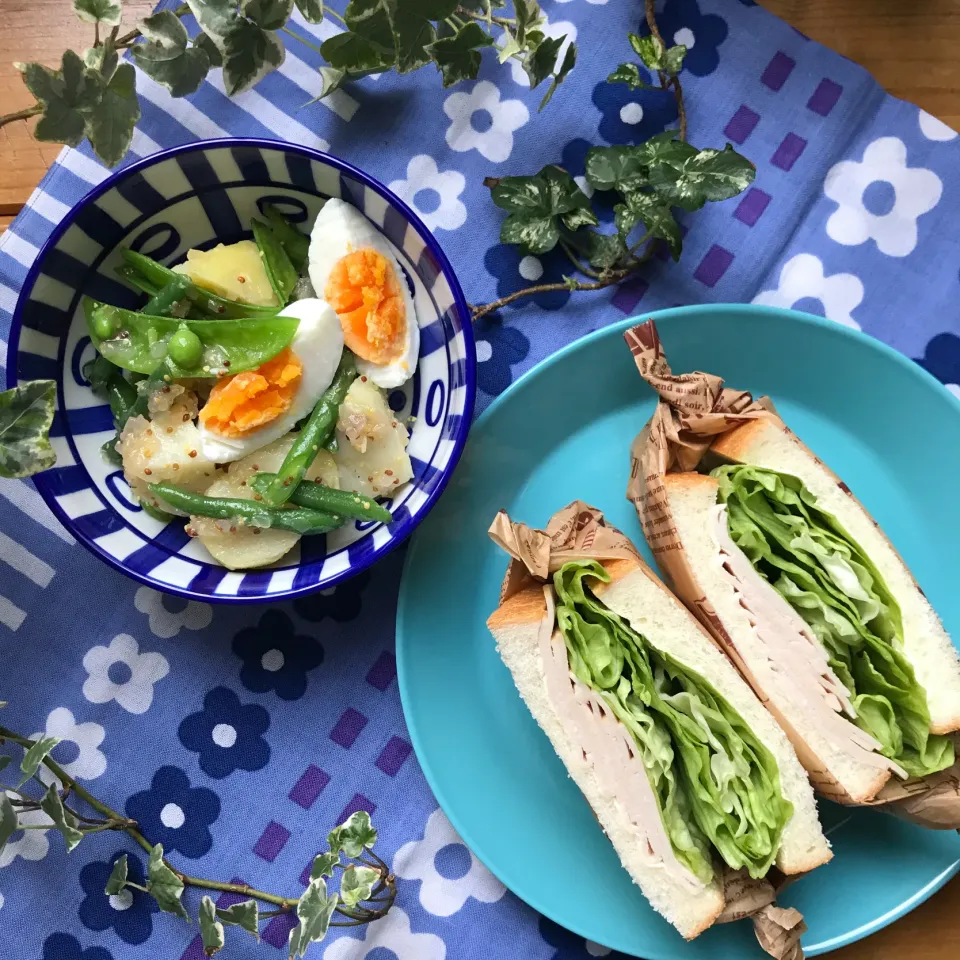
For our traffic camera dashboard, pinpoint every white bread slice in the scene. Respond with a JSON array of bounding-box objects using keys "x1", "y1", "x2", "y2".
[
  {"x1": 712, "y1": 417, "x2": 960, "y2": 735},
  {"x1": 664, "y1": 472, "x2": 894, "y2": 804},
  {"x1": 594, "y1": 559, "x2": 830, "y2": 875},
  {"x1": 487, "y1": 558, "x2": 831, "y2": 938}
]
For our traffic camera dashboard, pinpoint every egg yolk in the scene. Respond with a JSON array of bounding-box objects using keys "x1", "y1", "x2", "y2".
[
  {"x1": 199, "y1": 347, "x2": 303, "y2": 437},
  {"x1": 324, "y1": 248, "x2": 406, "y2": 365}
]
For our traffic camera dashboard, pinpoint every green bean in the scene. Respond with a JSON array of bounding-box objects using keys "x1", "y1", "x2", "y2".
[
  {"x1": 115, "y1": 264, "x2": 162, "y2": 298},
  {"x1": 142, "y1": 277, "x2": 191, "y2": 318},
  {"x1": 260, "y1": 351, "x2": 357, "y2": 505},
  {"x1": 263, "y1": 204, "x2": 309, "y2": 272},
  {"x1": 250, "y1": 474, "x2": 392, "y2": 524},
  {"x1": 148, "y1": 483, "x2": 343, "y2": 535},
  {"x1": 120, "y1": 249, "x2": 280, "y2": 320},
  {"x1": 251, "y1": 219, "x2": 298, "y2": 306},
  {"x1": 324, "y1": 433, "x2": 338, "y2": 454},
  {"x1": 106, "y1": 376, "x2": 138, "y2": 428}
]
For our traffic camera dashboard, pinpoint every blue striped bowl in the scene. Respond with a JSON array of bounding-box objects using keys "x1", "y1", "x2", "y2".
[{"x1": 8, "y1": 139, "x2": 476, "y2": 602}]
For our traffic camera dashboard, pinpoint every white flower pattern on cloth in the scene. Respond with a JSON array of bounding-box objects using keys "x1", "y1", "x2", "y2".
[
  {"x1": 388, "y1": 155, "x2": 467, "y2": 232},
  {"x1": 506, "y1": 17, "x2": 578, "y2": 87},
  {"x1": 134, "y1": 586, "x2": 212, "y2": 638},
  {"x1": 918, "y1": 109, "x2": 957, "y2": 142},
  {"x1": 393, "y1": 808, "x2": 505, "y2": 917},
  {"x1": 33, "y1": 707, "x2": 106, "y2": 782},
  {"x1": 323, "y1": 907, "x2": 445, "y2": 960},
  {"x1": 443, "y1": 81, "x2": 529, "y2": 163},
  {"x1": 824, "y1": 137, "x2": 942, "y2": 256},
  {"x1": 0, "y1": 794, "x2": 51, "y2": 868},
  {"x1": 753, "y1": 254, "x2": 863, "y2": 329},
  {"x1": 83, "y1": 634, "x2": 170, "y2": 715}
]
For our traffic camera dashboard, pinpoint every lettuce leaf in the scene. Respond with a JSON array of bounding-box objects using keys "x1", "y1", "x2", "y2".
[
  {"x1": 554, "y1": 560, "x2": 793, "y2": 882},
  {"x1": 714, "y1": 464, "x2": 954, "y2": 778}
]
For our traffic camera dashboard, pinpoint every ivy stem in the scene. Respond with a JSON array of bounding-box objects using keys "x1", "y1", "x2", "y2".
[
  {"x1": 456, "y1": 5, "x2": 515, "y2": 28},
  {"x1": 645, "y1": 0, "x2": 686, "y2": 141},
  {"x1": 326, "y1": 8, "x2": 347, "y2": 27},
  {"x1": 0, "y1": 103, "x2": 43, "y2": 130},
  {"x1": 558, "y1": 237, "x2": 602, "y2": 280},
  {"x1": 281, "y1": 26, "x2": 325, "y2": 56}
]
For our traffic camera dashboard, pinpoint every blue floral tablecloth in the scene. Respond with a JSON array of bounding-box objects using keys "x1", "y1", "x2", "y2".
[{"x1": 1, "y1": 1, "x2": 959, "y2": 958}]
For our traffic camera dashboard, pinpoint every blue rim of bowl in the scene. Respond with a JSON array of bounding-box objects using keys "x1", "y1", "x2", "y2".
[
  {"x1": 7, "y1": 137, "x2": 477, "y2": 603},
  {"x1": 397, "y1": 303, "x2": 960, "y2": 958}
]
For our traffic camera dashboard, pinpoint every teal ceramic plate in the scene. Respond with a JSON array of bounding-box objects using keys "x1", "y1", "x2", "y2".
[{"x1": 396, "y1": 305, "x2": 960, "y2": 958}]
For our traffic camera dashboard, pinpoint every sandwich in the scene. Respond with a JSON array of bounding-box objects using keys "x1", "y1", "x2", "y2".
[
  {"x1": 625, "y1": 319, "x2": 960, "y2": 816},
  {"x1": 487, "y1": 502, "x2": 830, "y2": 951}
]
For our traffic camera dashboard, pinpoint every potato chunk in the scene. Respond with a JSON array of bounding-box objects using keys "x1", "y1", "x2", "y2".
[
  {"x1": 172, "y1": 240, "x2": 277, "y2": 306},
  {"x1": 333, "y1": 378, "x2": 412, "y2": 498}
]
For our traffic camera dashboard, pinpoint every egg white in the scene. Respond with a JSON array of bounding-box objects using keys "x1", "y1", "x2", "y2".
[
  {"x1": 198, "y1": 298, "x2": 344, "y2": 463},
  {"x1": 308, "y1": 198, "x2": 419, "y2": 388}
]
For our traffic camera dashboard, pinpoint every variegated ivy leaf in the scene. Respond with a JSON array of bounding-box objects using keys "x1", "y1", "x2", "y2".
[
  {"x1": 425, "y1": 21, "x2": 494, "y2": 87},
  {"x1": 320, "y1": 32, "x2": 393, "y2": 72},
  {"x1": 85, "y1": 62, "x2": 140, "y2": 167},
  {"x1": 242, "y1": 0, "x2": 296, "y2": 32},
  {"x1": 295, "y1": 0, "x2": 325, "y2": 24},
  {"x1": 18, "y1": 734, "x2": 59, "y2": 786},
  {"x1": 216, "y1": 899, "x2": 260, "y2": 939},
  {"x1": 147, "y1": 843, "x2": 190, "y2": 919},
  {"x1": 199, "y1": 896, "x2": 226, "y2": 956},
  {"x1": 105, "y1": 854, "x2": 129, "y2": 894},
  {"x1": 0, "y1": 793, "x2": 18, "y2": 855},
  {"x1": 39, "y1": 783, "x2": 84, "y2": 852},
  {"x1": 614, "y1": 192, "x2": 682, "y2": 259},
  {"x1": 648, "y1": 143, "x2": 755, "y2": 211},
  {"x1": 221, "y1": 19, "x2": 286, "y2": 95},
  {"x1": 132, "y1": 11, "x2": 212, "y2": 98},
  {"x1": 395, "y1": 15, "x2": 437, "y2": 74},
  {"x1": 513, "y1": 0, "x2": 543, "y2": 46},
  {"x1": 288, "y1": 878, "x2": 339, "y2": 959},
  {"x1": 310, "y1": 851, "x2": 340, "y2": 879},
  {"x1": 73, "y1": 0, "x2": 122, "y2": 27},
  {"x1": 332, "y1": 810, "x2": 377, "y2": 857},
  {"x1": 194, "y1": 32, "x2": 224, "y2": 68},
  {"x1": 187, "y1": 0, "x2": 239, "y2": 42},
  {"x1": 84, "y1": 42, "x2": 119, "y2": 80},
  {"x1": 344, "y1": 0, "x2": 395, "y2": 55},
  {"x1": 537, "y1": 41, "x2": 575, "y2": 110},
  {"x1": 339, "y1": 865, "x2": 379, "y2": 908},
  {"x1": 16, "y1": 53, "x2": 100, "y2": 148},
  {"x1": 585, "y1": 144, "x2": 649, "y2": 193}
]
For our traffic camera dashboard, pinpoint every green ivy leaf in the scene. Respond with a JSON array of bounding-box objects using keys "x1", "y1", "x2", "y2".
[
  {"x1": 221, "y1": 19, "x2": 285, "y2": 95},
  {"x1": 84, "y1": 41, "x2": 119, "y2": 80},
  {"x1": 17, "y1": 52, "x2": 101, "y2": 147},
  {"x1": 85, "y1": 62, "x2": 140, "y2": 167},
  {"x1": 500, "y1": 213, "x2": 559, "y2": 255},
  {"x1": 40, "y1": 783, "x2": 84, "y2": 852},
  {"x1": 311, "y1": 851, "x2": 340, "y2": 879},
  {"x1": 18, "y1": 734, "x2": 59, "y2": 786},
  {"x1": 288, "y1": 878, "x2": 339, "y2": 959},
  {"x1": 73, "y1": 0, "x2": 122, "y2": 27},
  {"x1": 0, "y1": 792, "x2": 18, "y2": 854},
  {"x1": 199, "y1": 896, "x2": 226, "y2": 957},
  {"x1": 570, "y1": 230, "x2": 627, "y2": 271},
  {"x1": 629, "y1": 32, "x2": 662, "y2": 71},
  {"x1": 339, "y1": 865, "x2": 379, "y2": 908},
  {"x1": 662, "y1": 44, "x2": 687, "y2": 77},
  {"x1": 242, "y1": 0, "x2": 295, "y2": 32},
  {"x1": 513, "y1": 0, "x2": 543, "y2": 46},
  {"x1": 395, "y1": 15, "x2": 437, "y2": 73},
  {"x1": 404, "y1": 0, "x2": 457, "y2": 16},
  {"x1": 320, "y1": 31, "x2": 394, "y2": 71},
  {"x1": 538, "y1": 41, "x2": 575, "y2": 110},
  {"x1": 295, "y1": 0, "x2": 324, "y2": 23},
  {"x1": 105, "y1": 854, "x2": 129, "y2": 895},
  {"x1": 345, "y1": 0, "x2": 395, "y2": 53},
  {"x1": 636, "y1": 132, "x2": 697, "y2": 169},
  {"x1": 217, "y1": 899, "x2": 260, "y2": 939},
  {"x1": 0, "y1": 756, "x2": 11, "y2": 774},
  {"x1": 648, "y1": 143, "x2": 755, "y2": 211},
  {"x1": 194, "y1": 32, "x2": 224, "y2": 68},
  {"x1": 585, "y1": 145, "x2": 648, "y2": 193},
  {"x1": 147, "y1": 844, "x2": 190, "y2": 920},
  {"x1": 132, "y1": 11, "x2": 212, "y2": 98},
  {"x1": 425, "y1": 21, "x2": 494, "y2": 86},
  {"x1": 615, "y1": 192, "x2": 682, "y2": 259},
  {"x1": 522, "y1": 34, "x2": 562, "y2": 90},
  {"x1": 336, "y1": 810, "x2": 377, "y2": 858},
  {"x1": 606, "y1": 62, "x2": 651, "y2": 90}
]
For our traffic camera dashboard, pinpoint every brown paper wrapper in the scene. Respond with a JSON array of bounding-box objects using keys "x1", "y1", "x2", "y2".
[
  {"x1": 623, "y1": 317, "x2": 960, "y2": 829},
  {"x1": 489, "y1": 503, "x2": 809, "y2": 958}
]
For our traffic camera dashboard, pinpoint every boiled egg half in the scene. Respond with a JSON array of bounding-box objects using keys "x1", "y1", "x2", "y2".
[
  {"x1": 197, "y1": 298, "x2": 343, "y2": 462},
  {"x1": 308, "y1": 198, "x2": 419, "y2": 388}
]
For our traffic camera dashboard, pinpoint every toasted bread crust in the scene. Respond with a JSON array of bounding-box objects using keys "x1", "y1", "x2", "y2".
[{"x1": 486, "y1": 585, "x2": 547, "y2": 630}]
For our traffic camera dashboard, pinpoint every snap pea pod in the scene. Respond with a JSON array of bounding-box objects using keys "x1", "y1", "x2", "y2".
[
  {"x1": 263, "y1": 204, "x2": 309, "y2": 272},
  {"x1": 148, "y1": 483, "x2": 344, "y2": 535},
  {"x1": 249, "y1": 474, "x2": 393, "y2": 524},
  {"x1": 84, "y1": 299, "x2": 299, "y2": 376},
  {"x1": 120, "y1": 249, "x2": 280, "y2": 319},
  {"x1": 115, "y1": 264, "x2": 162, "y2": 298},
  {"x1": 260, "y1": 351, "x2": 357, "y2": 505},
  {"x1": 142, "y1": 277, "x2": 191, "y2": 318},
  {"x1": 251, "y1": 218, "x2": 298, "y2": 306}
]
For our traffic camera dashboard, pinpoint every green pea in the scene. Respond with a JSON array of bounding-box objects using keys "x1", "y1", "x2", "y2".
[
  {"x1": 92, "y1": 311, "x2": 118, "y2": 340},
  {"x1": 167, "y1": 326, "x2": 203, "y2": 368}
]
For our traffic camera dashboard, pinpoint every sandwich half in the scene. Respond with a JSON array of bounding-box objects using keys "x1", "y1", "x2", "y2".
[
  {"x1": 487, "y1": 511, "x2": 830, "y2": 940},
  {"x1": 662, "y1": 415, "x2": 960, "y2": 804}
]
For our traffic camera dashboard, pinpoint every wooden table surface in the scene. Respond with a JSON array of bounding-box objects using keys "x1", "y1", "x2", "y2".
[{"x1": 0, "y1": 1, "x2": 957, "y2": 957}]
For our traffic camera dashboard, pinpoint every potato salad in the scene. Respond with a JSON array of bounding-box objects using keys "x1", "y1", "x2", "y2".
[{"x1": 84, "y1": 200, "x2": 416, "y2": 570}]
